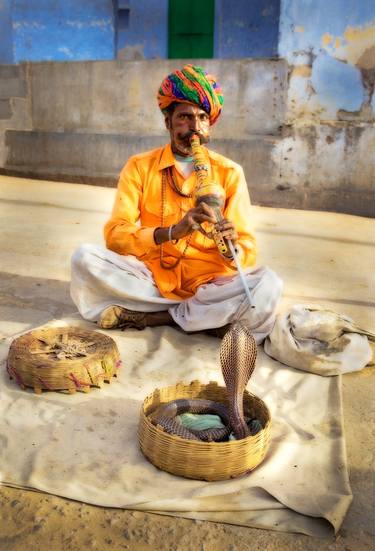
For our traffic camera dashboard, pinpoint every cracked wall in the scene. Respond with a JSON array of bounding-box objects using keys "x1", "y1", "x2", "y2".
[
  {"x1": 276, "y1": 0, "x2": 375, "y2": 215},
  {"x1": 279, "y1": 0, "x2": 375, "y2": 123}
]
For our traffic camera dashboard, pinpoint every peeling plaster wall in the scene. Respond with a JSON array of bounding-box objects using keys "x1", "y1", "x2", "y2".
[
  {"x1": 279, "y1": 0, "x2": 375, "y2": 122},
  {"x1": 277, "y1": 0, "x2": 375, "y2": 215},
  {"x1": 12, "y1": 0, "x2": 115, "y2": 62}
]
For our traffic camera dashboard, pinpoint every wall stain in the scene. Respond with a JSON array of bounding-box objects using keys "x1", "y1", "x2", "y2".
[
  {"x1": 292, "y1": 65, "x2": 312, "y2": 78},
  {"x1": 117, "y1": 45, "x2": 145, "y2": 61},
  {"x1": 342, "y1": 124, "x2": 366, "y2": 172}
]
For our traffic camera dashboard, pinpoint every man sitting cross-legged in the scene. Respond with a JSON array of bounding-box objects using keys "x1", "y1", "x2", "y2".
[{"x1": 70, "y1": 65, "x2": 282, "y2": 342}]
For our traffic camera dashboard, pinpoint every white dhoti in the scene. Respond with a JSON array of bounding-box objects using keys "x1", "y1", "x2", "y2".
[{"x1": 70, "y1": 244, "x2": 283, "y2": 343}]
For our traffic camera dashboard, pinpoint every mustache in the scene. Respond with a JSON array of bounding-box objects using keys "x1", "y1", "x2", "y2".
[{"x1": 180, "y1": 131, "x2": 210, "y2": 145}]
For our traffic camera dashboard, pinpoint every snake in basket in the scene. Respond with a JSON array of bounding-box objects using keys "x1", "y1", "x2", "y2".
[{"x1": 149, "y1": 321, "x2": 258, "y2": 441}]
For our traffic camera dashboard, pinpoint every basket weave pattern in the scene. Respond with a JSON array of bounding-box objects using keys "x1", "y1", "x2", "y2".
[
  {"x1": 6, "y1": 327, "x2": 121, "y2": 393},
  {"x1": 139, "y1": 380, "x2": 271, "y2": 481}
]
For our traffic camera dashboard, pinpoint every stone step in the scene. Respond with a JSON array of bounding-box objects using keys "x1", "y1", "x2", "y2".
[
  {"x1": 0, "y1": 99, "x2": 12, "y2": 119},
  {"x1": 0, "y1": 64, "x2": 27, "y2": 99},
  {"x1": 0, "y1": 64, "x2": 21, "y2": 79},
  {"x1": 2, "y1": 130, "x2": 279, "y2": 192},
  {"x1": 4, "y1": 129, "x2": 373, "y2": 216}
]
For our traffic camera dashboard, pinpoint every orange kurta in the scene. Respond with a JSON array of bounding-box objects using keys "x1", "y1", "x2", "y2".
[{"x1": 104, "y1": 144, "x2": 257, "y2": 300}]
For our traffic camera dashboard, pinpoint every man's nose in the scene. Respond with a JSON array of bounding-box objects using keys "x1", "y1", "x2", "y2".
[{"x1": 190, "y1": 116, "x2": 201, "y2": 131}]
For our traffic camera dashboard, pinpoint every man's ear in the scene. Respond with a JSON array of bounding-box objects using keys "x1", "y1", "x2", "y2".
[{"x1": 164, "y1": 115, "x2": 171, "y2": 131}]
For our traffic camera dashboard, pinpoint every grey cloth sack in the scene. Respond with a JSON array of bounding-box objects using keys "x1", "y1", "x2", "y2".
[{"x1": 264, "y1": 304, "x2": 374, "y2": 376}]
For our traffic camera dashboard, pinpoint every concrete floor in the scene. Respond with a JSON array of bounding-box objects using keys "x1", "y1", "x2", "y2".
[{"x1": 0, "y1": 175, "x2": 374, "y2": 551}]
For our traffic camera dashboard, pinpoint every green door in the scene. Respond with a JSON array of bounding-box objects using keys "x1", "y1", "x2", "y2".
[{"x1": 168, "y1": 0, "x2": 215, "y2": 59}]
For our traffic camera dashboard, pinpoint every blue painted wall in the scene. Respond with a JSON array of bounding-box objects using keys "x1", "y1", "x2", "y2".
[
  {"x1": 0, "y1": 0, "x2": 14, "y2": 63},
  {"x1": 215, "y1": 0, "x2": 280, "y2": 58},
  {"x1": 1, "y1": 0, "x2": 281, "y2": 63},
  {"x1": 115, "y1": 0, "x2": 168, "y2": 59},
  {"x1": 115, "y1": 0, "x2": 278, "y2": 60},
  {"x1": 12, "y1": 0, "x2": 115, "y2": 62}
]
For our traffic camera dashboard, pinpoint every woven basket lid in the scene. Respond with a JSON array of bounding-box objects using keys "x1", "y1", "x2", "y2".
[{"x1": 6, "y1": 326, "x2": 121, "y2": 394}]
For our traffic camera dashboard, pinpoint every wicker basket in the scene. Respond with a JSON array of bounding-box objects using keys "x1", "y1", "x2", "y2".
[
  {"x1": 138, "y1": 380, "x2": 271, "y2": 481},
  {"x1": 6, "y1": 326, "x2": 121, "y2": 394}
]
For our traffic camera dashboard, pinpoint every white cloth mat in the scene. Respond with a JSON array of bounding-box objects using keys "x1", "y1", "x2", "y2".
[{"x1": 0, "y1": 316, "x2": 352, "y2": 537}]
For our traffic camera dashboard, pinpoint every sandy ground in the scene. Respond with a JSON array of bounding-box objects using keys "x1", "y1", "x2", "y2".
[{"x1": 0, "y1": 175, "x2": 374, "y2": 551}]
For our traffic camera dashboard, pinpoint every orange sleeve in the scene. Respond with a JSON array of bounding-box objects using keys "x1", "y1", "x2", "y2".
[
  {"x1": 223, "y1": 166, "x2": 257, "y2": 268},
  {"x1": 104, "y1": 158, "x2": 158, "y2": 258}
]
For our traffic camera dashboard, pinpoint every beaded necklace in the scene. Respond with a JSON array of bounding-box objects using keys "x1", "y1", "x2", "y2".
[
  {"x1": 165, "y1": 165, "x2": 193, "y2": 198},
  {"x1": 159, "y1": 167, "x2": 193, "y2": 270}
]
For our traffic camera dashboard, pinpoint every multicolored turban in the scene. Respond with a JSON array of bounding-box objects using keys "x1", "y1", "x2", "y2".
[{"x1": 157, "y1": 65, "x2": 224, "y2": 125}]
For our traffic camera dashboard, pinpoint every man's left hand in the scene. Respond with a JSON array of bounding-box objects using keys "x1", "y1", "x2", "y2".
[{"x1": 214, "y1": 218, "x2": 238, "y2": 243}]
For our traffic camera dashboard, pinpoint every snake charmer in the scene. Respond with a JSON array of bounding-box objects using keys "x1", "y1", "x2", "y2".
[{"x1": 70, "y1": 65, "x2": 283, "y2": 341}]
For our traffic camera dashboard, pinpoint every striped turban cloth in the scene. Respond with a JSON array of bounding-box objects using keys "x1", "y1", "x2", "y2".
[{"x1": 157, "y1": 65, "x2": 224, "y2": 125}]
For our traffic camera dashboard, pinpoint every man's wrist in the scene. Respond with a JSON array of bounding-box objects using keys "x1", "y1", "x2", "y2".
[
  {"x1": 153, "y1": 227, "x2": 163, "y2": 244},
  {"x1": 153, "y1": 226, "x2": 179, "y2": 245}
]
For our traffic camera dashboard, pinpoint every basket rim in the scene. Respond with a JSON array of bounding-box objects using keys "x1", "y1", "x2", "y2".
[{"x1": 139, "y1": 379, "x2": 271, "y2": 448}]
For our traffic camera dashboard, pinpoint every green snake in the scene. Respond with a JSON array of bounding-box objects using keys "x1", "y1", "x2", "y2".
[{"x1": 149, "y1": 322, "x2": 258, "y2": 441}]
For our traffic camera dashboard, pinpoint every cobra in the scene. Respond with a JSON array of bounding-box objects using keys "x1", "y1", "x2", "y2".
[{"x1": 149, "y1": 321, "x2": 258, "y2": 441}]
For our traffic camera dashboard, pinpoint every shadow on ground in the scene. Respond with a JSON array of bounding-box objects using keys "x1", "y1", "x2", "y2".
[{"x1": 0, "y1": 272, "x2": 76, "y2": 339}]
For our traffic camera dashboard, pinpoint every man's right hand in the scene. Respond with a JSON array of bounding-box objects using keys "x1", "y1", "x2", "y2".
[
  {"x1": 173, "y1": 202, "x2": 217, "y2": 240},
  {"x1": 154, "y1": 202, "x2": 217, "y2": 244}
]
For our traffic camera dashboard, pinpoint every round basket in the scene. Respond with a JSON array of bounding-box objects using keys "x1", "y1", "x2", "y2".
[
  {"x1": 138, "y1": 380, "x2": 271, "y2": 481},
  {"x1": 6, "y1": 326, "x2": 121, "y2": 394}
]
